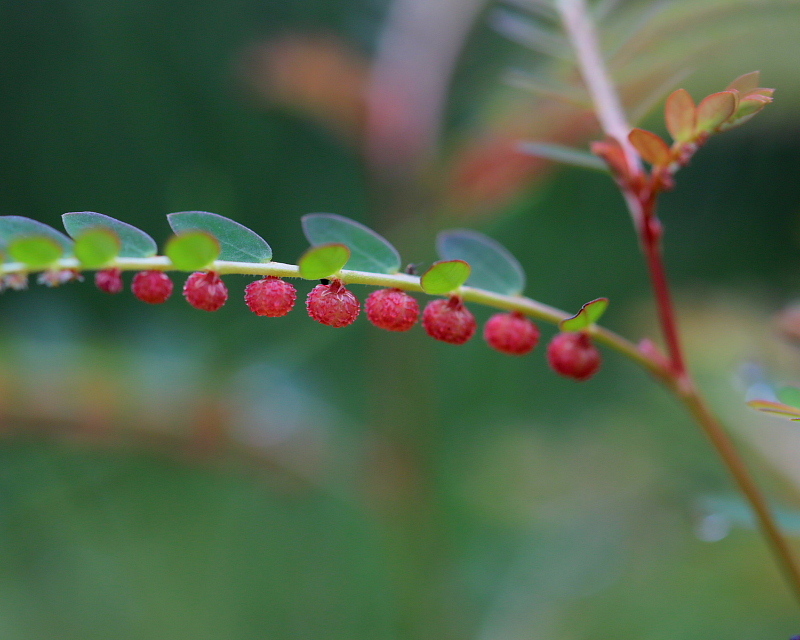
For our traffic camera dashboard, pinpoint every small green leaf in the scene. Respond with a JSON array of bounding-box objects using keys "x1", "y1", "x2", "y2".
[
  {"x1": 437, "y1": 230, "x2": 524, "y2": 295},
  {"x1": 165, "y1": 231, "x2": 220, "y2": 271},
  {"x1": 301, "y1": 213, "x2": 401, "y2": 274},
  {"x1": 299, "y1": 243, "x2": 351, "y2": 280},
  {"x1": 167, "y1": 211, "x2": 272, "y2": 263},
  {"x1": 74, "y1": 228, "x2": 121, "y2": 268},
  {"x1": 778, "y1": 387, "x2": 800, "y2": 409},
  {"x1": 0, "y1": 216, "x2": 73, "y2": 257},
  {"x1": 421, "y1": 260, "x2": 471, "y2": 295},
  {"x1": 559, "y1": 298, "x2": 609, "y2": 332},
  {"x1": 8, "y1": 236, "x2": 63, "y2": 267},
  {"x1": 62, "y1": 211, "x2": 156, "y2": 258}
]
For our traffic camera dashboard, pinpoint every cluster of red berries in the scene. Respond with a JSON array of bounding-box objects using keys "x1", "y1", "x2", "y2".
[{"x1": 95, "y1": 268, "x2": 601, "y2": 380}]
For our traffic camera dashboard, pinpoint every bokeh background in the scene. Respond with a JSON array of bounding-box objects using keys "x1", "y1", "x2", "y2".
[{"x1": 1, "y1": 0, "x2": 800, "y2": 637}]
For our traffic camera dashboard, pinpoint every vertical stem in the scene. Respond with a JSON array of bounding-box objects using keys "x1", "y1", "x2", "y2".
[{"x1": 556, "y1": 0, "x2": 800, "y2": 607}]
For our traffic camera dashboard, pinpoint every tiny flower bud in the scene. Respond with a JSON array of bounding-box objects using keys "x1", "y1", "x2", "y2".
[
  {"x1": 95, "y1": 268, "x2": 123, "y2": 294},
  {"x1": 422, "y1": 296, "x2": 476, "y2": 345},
  {"x1": 547, "y1": 332, "x2": 601, "y2": 381},
  {"x1": 183, "y1": 271, "x2": 228, "y2": 311},
  {"x1": 306, "y1": 279, "x2": 360, "y2": 327},
  {"x1": 37, "y1": 269, "x2": 83, "y2": 287},
  {"x1": 484, "y1": 311, "x2": 540, "y2": 355},
  {"x1": 244, "y1": 276, "x2": 297, "y2": 317},
  {"x1": 132, "y1": 270, "x2": 173, "y2": 304},
  {"x1": 0, "y1": 272, "x2": 29, "y2": 292},
  {"x1": 365, "y1": 288, "x2": 419, "y2": 332}
]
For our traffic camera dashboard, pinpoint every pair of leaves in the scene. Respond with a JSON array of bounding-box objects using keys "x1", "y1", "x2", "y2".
[{"x1": 299, "y1": 214, "x2": 528, "y2": 297}]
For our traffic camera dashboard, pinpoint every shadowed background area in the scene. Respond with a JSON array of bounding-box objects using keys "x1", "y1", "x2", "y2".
[{"x1": 1, "y1": 0, "x2": 800, "y2": 638}]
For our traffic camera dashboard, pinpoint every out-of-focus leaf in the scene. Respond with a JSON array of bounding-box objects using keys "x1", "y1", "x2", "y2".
[
  {"x1": 518, "y1": 142, "x2": 608, "y2": 172},
  {"x1": 665, "y1": 88, "x2": 696, "y2": 142},
  {"x1": 0, "y1": 216, "x2": 73, "y2": 257},
  {"x1": 560, "y1": 298, "x2": 609, "y2": 332},
  {"x1": 74, "y1": 228, "x2": 121, "y2": 268},
  {"x1": 747, "y1": 399, "x2": 800, "y2": 421},
  {"x1": 298, "y1": 243, "x2": 351, "y2": 280},
  {"x1": 777, "y1": 387, "x2": 800, "y2": 409},
  {"x1": 695, "y1": 91, "x2": 737, "y2": 133},
  {"x1": 62, "y1": 211, "x2": 156, "y2": 258},
  {"x1": 628, "y1": 128, "x2": 671, "y2": 166},
  {"x1": 167, "y1": 211, "x2": 272, "y2": 263},
  {"x1": 301, "y1": 213, "x2": 400, "y2": 274},
  {"x1": 165, "y1": 231, "x2": 220, "y2": 271},
  {"x1": 420, "y1": 260, "x2": 471, "y2": 295},
  {"x1": 8, "y1": 236, "x2": 62, "y2": 267},
  {"x1": 726, "y1": 71, "x2": 760, "y2": 95},
  {"x1": 437, "y1": 229, "x2": 525, "y2": 295}
]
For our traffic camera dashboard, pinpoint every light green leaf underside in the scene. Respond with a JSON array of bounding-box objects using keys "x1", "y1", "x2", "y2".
[
  {"x1": 62, "y1": 211, "x2": 156, "y2": 258},
  {"x1": 560, "y1": 298, "x2": 609, "y2": 331},
  {"x1": 168, "y1": 211, "x2": 272, "y2": 263},
  {"x1": 437, "y1": 229, "x2": 525, "y2": 295},
  {"x1": 74, "y1": 228, "x2": 121, "y2": 268},
  {"x1": 0, "y1": 216, "x2": 74, "y2": 259},
  {"x1": 8, "y1": 236, "x2": 63, "y2": 267},
  {"x1": 299, "y1": 243, "x2": 351, "y2": 280},
  {"x1": 421, "y1": 260, "x2": 471, "y2": 295},
  {"x1": 165, "y1": 231, "x2": 221, "y2": 271},
  {"x1": 302, "y1": 213, "x2": 401, "y2": 274}
]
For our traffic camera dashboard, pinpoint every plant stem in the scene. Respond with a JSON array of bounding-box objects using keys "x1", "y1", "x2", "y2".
[{"x1": 555, "y1": 0, "x2": 800, "y2": 606}]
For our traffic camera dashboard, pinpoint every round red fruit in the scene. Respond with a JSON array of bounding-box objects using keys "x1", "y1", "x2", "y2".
[
  {"x1": 484, "y1": 311, "x2": 540, "y2": 355},
  {"x1": 422, "y1": 296, "x2": 476, "y2": 345},
  {"x1": 95, "y1": 268, "x2": 123, "y2": 294},
  {"x1": 365, "y1": 288, "x2": 419, "y2": 332},
  {"x1": 547, "y1": 332, "x2": 601, "y2": 381},
  {"x1": 132, "y1": 270, "x2": 173, "y2": 304},
  {"x1": 183, "y1": 271, "x2": 228, "y2": 311},
  {"x1": 306, "y1": 279, "x2": 360, "y2": 327},
  {"x1": 245, "y1": 276, "x2": 297, "y2": 317}
]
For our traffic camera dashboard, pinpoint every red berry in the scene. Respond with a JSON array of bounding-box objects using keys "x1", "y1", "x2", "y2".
[
  {"x1": 365, "y1": 288, "x2": 419, "y2": 332},
  {"x1": 95, "y1": 268, "x2": 123, "y2": 294},
  {"x1": 422, "y1": 296, "x2": 476, "y2": 345},
  {"x1": 547, "y1": 332, "x2": 601, "y2": 381},
  {"x1": 306, "y1": 279, "x2": 360, "y2": 327},
  {"x1": 132, "y1": 270, "x2": 173, "y2": 304},
  {"x1": 244, "y1": 276, "x2": 297, "y2": 317},
  {"x1": 183, "y1": 271, "x2": 228, "y2": 311},
  {"x1": 484, "y1": 311, "x2": 540, "y2": 355}
]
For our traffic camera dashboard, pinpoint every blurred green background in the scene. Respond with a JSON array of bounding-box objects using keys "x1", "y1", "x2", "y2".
[{"x1": 1, "y1": 0, "x2": 800, "y2": 638}]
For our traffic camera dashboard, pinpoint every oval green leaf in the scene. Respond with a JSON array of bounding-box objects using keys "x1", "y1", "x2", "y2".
[
  {"x1": 62, "y1": 211, "x2": 157, "y2": 258},
  {"x1": 74, "y1": 228, "x2": 121, "y2": 268},
  {"x1": 0, "y1": 216, "x2": 73, "y2": 258},
  {"x1": 559, "y1": 298, "x2": 609, "y2": 332},
  {"x1": 168, "y1": 211, "x2": 272, "y2": 263},
  {"x1": 165, "y1": 231, "x2": 220, "y2": 271},
  {"x1": 436, "y1": 229, "x2": 524, "y2": 295},
  {"x1": 8, "y1": 236, "x2": 63, "y2": 267},
  {"x1": 298, "y1": 243, "x2": 351, "y2": 280},
  {"x1": 421, "y1": 260, "x2": 471, "y2": 295},
  {"x1": 302, "y1": 213, "x2": 401, "y2": 274}
]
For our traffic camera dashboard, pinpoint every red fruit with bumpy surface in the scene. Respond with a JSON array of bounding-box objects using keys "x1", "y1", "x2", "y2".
[
  {"x1": 484, "y1": 311, "x2": 540, "y2": 355},
  {"x1": 245, "y1": 276, "x2": 297, "y2": 317},
  {"x1": 365, "y1": 288, "x2": 419, "y2": 332},
  {"x1": 547, "y1": 331, "x2": 601, "y2": 381},
  {"x1": 132, "y1": 270, "x2": 173, "y2": 304},
  {"x1": 306, "y1": 279, "x2": 360, "y2": 327},
  {"x1": 183, "y1": 271, "x2": 228, "y2": 311},
  {"x1": 422, "y1": 296, "x2": 477, "y2": 345},
  {"x1": 95, "y1": 268, "x2": 123, "y2": 294}
]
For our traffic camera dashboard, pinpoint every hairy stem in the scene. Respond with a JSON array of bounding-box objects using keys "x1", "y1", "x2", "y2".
[{"x1": 556, "y1": 0, "x2": 800, "y2": 606}]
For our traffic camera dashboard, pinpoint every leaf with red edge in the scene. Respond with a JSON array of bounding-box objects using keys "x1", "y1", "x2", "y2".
[
  {"x1": 628, "y1": 129, "x2": 671, "y2": 167},
  {"x1": 696, "y1": 91, "x2": 737, "y2": 133},
  {"x1": 665, "y1": 88, "x2": 696, "y2": 143},
  {"x1": 590, "y1": 137, "x2": 630, "y2": 181},
  {"x1": 726, "y1": 71, "x2": 760, "y2": 95},
  {"x1": 559, "y1": 298, "x2": 609, "y2": 332}
]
